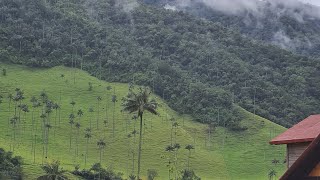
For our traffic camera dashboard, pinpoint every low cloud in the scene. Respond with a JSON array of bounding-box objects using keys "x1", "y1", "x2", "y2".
[{"x1": 116, "y1": 0, "x2": 139, "y2": 13}]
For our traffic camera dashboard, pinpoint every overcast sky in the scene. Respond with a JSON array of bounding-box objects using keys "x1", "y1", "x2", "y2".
[{"x1": 300, "y1": 0, "x2": 320, "y2": 6}]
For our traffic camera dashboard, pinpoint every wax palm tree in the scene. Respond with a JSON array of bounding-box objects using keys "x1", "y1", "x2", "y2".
[
  {"x1": 52, "y1": 103, "x2": 59, "y2": 139},
  {"x1": 40, "y1": 91, "x2": 48, "y2": 104},
  {"x1": 185, "y1": 144, "x2": 194, "y2": 170},
  {"x1": 7, "y1": 93, "x2": 14, "y2": 137},
  {"x1": 10, "y1": 116, "x2": 18, "y2": 152},
  {"x1": 173, "y1": 143, "x2": 181, "y2": 180},
  {"x1": 122, "y1": 87, "x2": 159, "y2": 179},
  {"x1": 20, "y1": 104, "x2": 29, "y2": 135},
  {"x1": 52, "y1": 103, "x2": 59, "y2": 126},
  {"x1": 88, "y1": 107, "x2": 94, "y2": 129},
  {"x1": 7, "y1": 93, "x2": 13, "y2": 111},
  {"x1": 84, "y1": 128, "x2": 91, "y2": 166},
  {"x1": 13, "y1": 94, "x2": 20, "y2": 117},
  {"x1": 44, "y1": 123, "x2": 52, "y2": 159},
  {"x1": 30, "y1": 97, "x2": 38, "y2": 134},
  {"x1": 40, "y1": 113, "x2": 47, "y2": 137},
  {"x1": 268, "y1": 169, "x2": 276, "y2": 180},
  {"x1": 96, "y1": 96, "x2": 102, "y2": 129},
  {"x1": 70, "y1": 100, "x2": 76, "y2": 113},
  {"x1": 0, "y1": 95, "x2": 3, "y2": 113},
  {"x1": 105, "y1": 86, "x2": 112, "y2": 125},
  {"x1": 165, "y1": 145, "x2": 175, "y2": 180},
  {"x1": 272, "y1": 159, "x2": 279, "y2": 166},
  {"x1": 37, "y1": 160, "x2": 68, "y2": 180},
  {"x1": 77, "y1": 109, "x2": 83, "y2": 123},
  {"x1": 97, "y1": 139, "x2": 106, "y2": 164},
  {"x1": 111, "y1": 94, "x2": 117, "y2": 138},
  {"x1": 75, "y1": 122, "x2": 81, "y2": 156},
  {"x1": 68, "y1": 113, "x2": 75, "y2": 150}
]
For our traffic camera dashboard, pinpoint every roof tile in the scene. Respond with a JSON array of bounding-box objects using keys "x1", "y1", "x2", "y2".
[{"x1": 270, "y1": 115, "x2": 320, "y2": 145}]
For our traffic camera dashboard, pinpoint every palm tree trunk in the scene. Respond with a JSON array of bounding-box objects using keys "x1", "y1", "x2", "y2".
[
  {"x1": 69, "y1": 125, "x2": 72, "y2": 150},
  {"x1": 97, "y1": 102, "x2": 100, "y2": 130},
  {"x1": 188, "y1": 150, "x2": 191, "y2": 170},
  {"x1": 137, "y1": 114, "x2": 143, "y2": 180},
  {"x1": 85, "y1": 138, "x2": 88, "y2": 166},
  {"x1": 99, "y1": 149, "x2": 102, "y2": 164},
  {"x1": 112, "y1": 102, "x2": 115, "y2": 138},
  {"x1": 33, "y1": 134, "x2": 36, "y2": 163}
]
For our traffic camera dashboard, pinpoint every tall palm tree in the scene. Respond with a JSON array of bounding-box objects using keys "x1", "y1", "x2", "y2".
[
  {"x1": 88, "y1": 107, "x2": 94, "y2": 129},
  {"x1": 44, "y1": 123, "x2": 52, "y2": 159},
  {"x1": 7, "y1": 93, "x2": 13, "y2": 135},
  {"x1": 173, "y1": 143, "x2": 181, "y2": 180},
  {"x1": 37, "y1": 160, "x2": 68, "y2": 180},
  {"x1": 105, "y1": 86, "x2": 112, "y2": 125},
  {"x1": 96, "y1": 96, "x2": 102, "y2": 129},
  {"x1": 165, "y1": 145, "x2": 175, "y2": 180},
  {"x1": 185, "y1": 144, "x2": 194, "y2": 170},
  {"x1": 21, "y1": 104, "x2": 29, "y2": 133},
  {"x1": 10, "y1": 116, "x2": 18, "y2": 152},
  {"x1": 77, "y1": 109, "x2": 83, "y2": 123},
  {"x1": 111, "y1": 94, "x2": 117, "y2": 138},
  {"x1": 268, "y1": 169, "x2": 277, "y2": 180},
  {"x1": 52, "y1": 103, "x2": 59, "y2": 139},
  {"x1": 52, "y1": 103, "x2": 59, "y2": 127},
  {"x1": 40, "y1": 91, "x2": 48, "y2": 105},
  {"x1": 70, "y1": 100, "x2": 76, "y2": 113},
  {"x1": 30, "y1": 97, "x2": 38, "y2": 135},
  {"x1": 84, "y1": 128, "x2": 91, "y2": 166},
  {"x1": 97, "y1": 139, "x2": 106, "y2": 164},
  {"x1": 75, "y1": 122, "x2": 81, "y2": 156},
  {"x1": 7, "y1": 93, "x2": 13, "y2": 111},
  {"x1": 122, "y1": 87, "x2": 158, "y2": 179},
  {"x1": 0, "y1": 95, "x2": 3, "y2": 113},
  {"x1": 68, "y1": 113, "x2": 75, "y2": 150}
]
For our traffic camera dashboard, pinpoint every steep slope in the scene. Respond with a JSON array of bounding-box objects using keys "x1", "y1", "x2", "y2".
[{"x1": 0, "y1": 63, "x2": 285, "y2": 179}]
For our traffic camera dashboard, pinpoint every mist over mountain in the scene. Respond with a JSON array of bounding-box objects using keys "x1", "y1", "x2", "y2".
[{"x1": 145, "y1": 0, "x2": 320, "y2": 57}]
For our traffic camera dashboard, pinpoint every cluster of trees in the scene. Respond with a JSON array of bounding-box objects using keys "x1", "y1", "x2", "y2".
[
  {"x1": 1, "y1": 0, "x2": 319, "y2": 127},
  {"x1": 0, "y1": 148, "x2": 23, "y2": 179}
]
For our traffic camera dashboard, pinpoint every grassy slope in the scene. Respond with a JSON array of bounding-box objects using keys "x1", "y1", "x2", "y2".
[{"x1": 0, "y1": 63, "x2": 286, "y2": 179}]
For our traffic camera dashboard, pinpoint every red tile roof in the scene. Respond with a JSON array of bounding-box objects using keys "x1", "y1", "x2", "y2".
[{"x1": 270, "y1": 115, "x2": 320, "y2": 145}]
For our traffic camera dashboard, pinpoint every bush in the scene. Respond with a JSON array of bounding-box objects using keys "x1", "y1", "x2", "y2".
[
  {"x1": 147, "y1": 169, "x2": 158, "y2": 180},
  {"x1": 72, "y1": 163, "x2": 123, "y2": 180},
  {"x1": 179, "y1": 169, "x2": 201, "y2": 180},
  {"x1": 0, "y1": 148, "x2": 23, "y2": 180}
]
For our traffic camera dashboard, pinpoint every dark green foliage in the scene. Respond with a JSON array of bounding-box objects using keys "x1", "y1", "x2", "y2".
[
  {"x1": 72, "y1": 163, "x2": 123, "y2": 180},
  {"x1": 147, "y1": 169, "x2": 158, "y2": 180},
  {"x1": 0, "y1": 148, "x2": 23, "y2": 180},
  {"x1": 2, "y1": 68, "x2": 6, "y2": 76},
  {"x1": 38, "y1": 160, "x2": 67, "y2": 180},
  {"x1": 88, "y1": 82, "x2": 93, "y2": 91},
  {"x1": 1, "y1": 0, "x2": 320, "y2": 127},
  {"x1": 179, "y1": 169, "x2": 201, "y2": 180}
]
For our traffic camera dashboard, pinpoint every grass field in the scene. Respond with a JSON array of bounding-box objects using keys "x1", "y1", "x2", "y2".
[{"x1": 0, "y1": 63, "x2": 286, "y2": 179}]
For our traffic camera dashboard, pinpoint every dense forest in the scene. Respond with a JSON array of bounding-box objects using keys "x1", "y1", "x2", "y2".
[
  {"x1": 0, "y1": 0, "x2": 320, "y2": 127},
  {"x1": 146, "y1": 0, "x2": 320, "y2": 57}
]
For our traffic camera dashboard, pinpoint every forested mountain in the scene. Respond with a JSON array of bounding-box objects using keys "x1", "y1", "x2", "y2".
[
  {"x1": 0, "y1": 0, "x2": 320, "y2": 127},
  {"x1": 145, "y1": 0, "x2": 320, "y2": 57}
]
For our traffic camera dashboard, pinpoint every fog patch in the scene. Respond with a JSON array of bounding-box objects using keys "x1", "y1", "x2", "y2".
[
  {"x1": 116, "y1": 0, "x2": 139, "y2": 13},
  {"x1": 164, "y1": 4, "x2": 177, "y2": 11}
]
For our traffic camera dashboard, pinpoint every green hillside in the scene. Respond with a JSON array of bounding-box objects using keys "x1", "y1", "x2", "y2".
[{"x1": 0, "y1": 63, "x2": 286, "y2": 179}]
